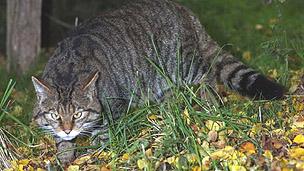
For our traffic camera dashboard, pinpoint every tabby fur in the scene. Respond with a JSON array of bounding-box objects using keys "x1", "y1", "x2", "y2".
[{"x1": 32, "y1": 0, "x2": 284, "y2": 164}]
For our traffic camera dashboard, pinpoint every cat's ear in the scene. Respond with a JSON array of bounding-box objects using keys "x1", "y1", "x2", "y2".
[
  {"x1": 31, "y1": 76, "x2": 52, "y2": 103},
  {"x1": 82, "y1": 72, "x2": 99, "y2": 98}
]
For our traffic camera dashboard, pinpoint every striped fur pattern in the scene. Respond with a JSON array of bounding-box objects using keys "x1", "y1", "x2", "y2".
[{"x1": 32, "y1": 0, "x2": 284, "y2": 164}]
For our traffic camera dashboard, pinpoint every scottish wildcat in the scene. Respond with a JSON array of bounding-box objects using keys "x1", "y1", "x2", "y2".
[{"x1": 32, "y1": 0, "x2": 284, "y2": 164}]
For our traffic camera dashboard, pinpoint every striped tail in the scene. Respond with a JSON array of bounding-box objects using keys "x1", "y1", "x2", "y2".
[{"x1": 215, "y1": 54, "x2": 285, "y2": 100}]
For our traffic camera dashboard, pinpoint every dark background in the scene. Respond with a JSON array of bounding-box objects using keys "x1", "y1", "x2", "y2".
[{"x1": 0, "y1": 0, "x2": 304, "y2": 67}]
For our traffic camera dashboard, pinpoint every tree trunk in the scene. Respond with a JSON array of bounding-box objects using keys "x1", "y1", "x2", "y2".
[{"x1": 6, "y1": 0, "x2": 42, "y2": 74}]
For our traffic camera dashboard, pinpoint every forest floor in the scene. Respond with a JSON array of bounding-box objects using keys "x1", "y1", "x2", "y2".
[{"x1": 1, "y1": 0, "x2": 304, "y2": 170}]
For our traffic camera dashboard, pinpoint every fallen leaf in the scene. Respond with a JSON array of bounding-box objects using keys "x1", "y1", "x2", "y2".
[
  {"x1": 137, "y1": 159, "x2": 148, "y2": 169},
  {"x1": 73, "y1": 155, "x2": 91, "y2": 165},
  {"x1": 228, "y1": 165, "x2": 246, "y2": 171},
  {"x1": 166, "y1": 156, "x2": 176, "y2": 164},
  {"x1": 122, "y1": 153, "x2": 130, "y2": 161},
  {"x1": 145, "y1": 148, "x2": 153, "y2": 157},
  {"x1": 242, "y1": 51, "x2": 252, "y2": 61},
  {"x1": 18, "y1": 159, "x2": 30, "y2": 165},
  {"x1": 67, "y1": 165, "x2": 80, "y2": 171},
  {"x1": 207, "y1": 130, "x2": 218, "y2": 142},
  {"x1": 205, "y1": 120, "x2": 223, "y2": 131},
  {"x1": 192, "y1": 166, "x2": 201, "y2": 171},
  {"x1": 37, "y1": 168, "x2": 46, "y2": 171},
  {"x1": 263, "y1": 150, "x2": 273, "y2": 161},
  {"x1": 289, "y1": 147, "x2": 304, "y2": 159},
  {"x1": 212, "y1": 139, "x2": 226, "y2": 149},
  {"x1": 240, "y1": 142, "x2": 256, "y2": 155},
  {"x1": 293, "y1": 134, "x2": 304, "y2": 144},
  {"x1": 291, "y1": 115, "x2": 304, "y2": 128}
]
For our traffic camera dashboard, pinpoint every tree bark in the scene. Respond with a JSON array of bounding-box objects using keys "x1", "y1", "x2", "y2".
[{"x1": 6, "y1": 0, "x2": 42, "y2": 74}]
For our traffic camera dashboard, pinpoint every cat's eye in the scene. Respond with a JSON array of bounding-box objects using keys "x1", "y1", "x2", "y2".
[
  {"x1": 50, "y1": 113, "x2": 60, "y2": 120},
  {"x1": 73, "y1": 112, "x2": 83, "y2": 119}
]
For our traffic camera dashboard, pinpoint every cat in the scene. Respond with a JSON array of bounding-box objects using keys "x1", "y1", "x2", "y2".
[{"x1": 31, "y1": 0, "x2": 284, "y2": 165}]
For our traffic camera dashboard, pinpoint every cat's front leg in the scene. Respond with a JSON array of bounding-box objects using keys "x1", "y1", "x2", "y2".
[
  {"x1": 89, "y1": 99, "x2": 126, "y2": 150},
  {"x1": 55, "y1": 138, "x2": 76, "y2": 166},
  {"x1": 89, "y1": 119, "x2": 109, "y2": 151}
]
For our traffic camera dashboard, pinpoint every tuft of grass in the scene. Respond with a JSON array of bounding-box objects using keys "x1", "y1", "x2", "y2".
[
  {"x1": 0, "y1": 80, "x2": 18, "y2": 170},
  {"x1": 0, "y1": 128, "x2": 18, "y2": 170}
]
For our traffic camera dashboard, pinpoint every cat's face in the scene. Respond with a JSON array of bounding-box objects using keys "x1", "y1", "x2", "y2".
[{"x1": 32, "y1": 73, "x2": 102, "y2": 141}]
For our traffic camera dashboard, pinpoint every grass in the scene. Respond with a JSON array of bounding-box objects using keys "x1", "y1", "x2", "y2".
[{"x1": 0, "y1": 0, "x2": 304, "y2": 170}]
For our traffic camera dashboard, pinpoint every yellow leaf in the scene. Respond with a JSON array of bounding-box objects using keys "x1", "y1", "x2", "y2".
[
  {"x1": 205, "y1": 120, "x2": 222, "y2": 131},
  {"x1": 18, "y1": 159, "x2": 30, "y2": 165},
  {"x1": 224, "y1": 146, "x2": 235, "y2": 152},
  {"x1": 210, "y1": 149, "x2": 225, "y2": 160},
  {"x1": 145, "y1": 148, "x2": 153, "y2": 157},
  {"x1": 229, "y1": 165, "x2": 246, "y2": 171},
  {"x1": 293, "y1": 134, "x2": 304, "y2": 144},
  {"x1": 192, "y1": 166, "x2": 201, "y2": 171},
  {"x1": 148, "y1": 114, "x2": 158, "y2": 120},
  {"x1": 263, "y1": 150, "x2": 273, "y2": 161},
  {"x1": 242, "y1": 51, "x2": 252, "y2": 61},
  {"x1": 94, "y1": 151, "x2": 112, "y2": 160},
  {"x1": 18, "y1": 165, "x2": 24, "y2": 171},
  {"x1": 122, "y1": 153, "x2": 130, "y2": 161},
  {"x1": 37, "y1": 168, "x2": 46, "y2": 171},
  {"x1": 289, "y1": 147, "x2": 304, "y2": 159},
  {"x1": 137, "y1": 159, "x2": 148, "y2": 169},
  {"x1": 240, "y1": 142, "x2": 256, "y2": 155},
  {"x1": 166, "y1": 156, "x2": 176, "y2": 164},
  {"x1": 73, "y1": 155, "x2": 91, "y2": 165},
  {"x1": 67, "y1": 165, "x2": 80, "y2": 171},
  {"x1": 282, "y1": 168, "x2": 293, "y2": 171},
  {"x1": 210, "y1": 146, "x2": 237, "y2": 160}
]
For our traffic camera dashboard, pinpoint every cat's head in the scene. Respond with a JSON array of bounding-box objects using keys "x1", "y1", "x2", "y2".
[{"x1": 31, "y1": 72, "x2": 102, "y2": 141}]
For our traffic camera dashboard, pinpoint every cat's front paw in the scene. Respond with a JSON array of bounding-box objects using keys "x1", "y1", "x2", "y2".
[
  {"x1": 89, "y1": 129, "x2": 109, "y2": 152},
  {"x1": 56, "y1": 140, "x2": 76, "y2": 166}
]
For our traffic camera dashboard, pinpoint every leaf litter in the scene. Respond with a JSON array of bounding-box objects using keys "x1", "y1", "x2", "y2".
[{"x1": 1, "y1": 70, "x2": 304, "y2": 170}]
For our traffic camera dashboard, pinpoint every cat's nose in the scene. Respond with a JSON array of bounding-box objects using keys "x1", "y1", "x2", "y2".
[{"x1": 64, "y1": 129, "x2": 71, "y2": 134}]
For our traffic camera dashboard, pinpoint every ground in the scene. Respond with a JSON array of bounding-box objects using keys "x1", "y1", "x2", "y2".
[{"x1": 0, "y1": 0, "x2": 304, "y2": 170}]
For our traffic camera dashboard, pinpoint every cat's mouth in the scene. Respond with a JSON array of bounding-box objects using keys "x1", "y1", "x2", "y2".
[{"x1": 57, "y1": 130, "x2": 80, "y2": 140}]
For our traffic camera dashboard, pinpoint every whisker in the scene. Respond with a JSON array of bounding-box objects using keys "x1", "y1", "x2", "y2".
[
  {"x1": 79, "y1": 133, "x2": 91, "y2": 137},
  {"x1": 80, "y1": 130, "x2": 92, "y2": 134},
  {"x1": 82, "y1": 123, "x2": 108, "y2": 129}
]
